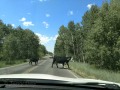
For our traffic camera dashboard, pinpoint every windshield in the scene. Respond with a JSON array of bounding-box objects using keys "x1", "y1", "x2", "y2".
[{"x1": 0, "y1": 0, "x2": 120, "y2": 85}]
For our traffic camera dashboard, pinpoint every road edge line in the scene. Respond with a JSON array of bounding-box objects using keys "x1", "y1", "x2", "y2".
[
  {"x1": 0, "y1": 59, "x2": 45, "y2": 70},
  {"x1": 0, "y1": 62, "x2": 28, "y2": 70},
  {"x1": 67, "y1": 69, "x2": 79, "y2": 78}
]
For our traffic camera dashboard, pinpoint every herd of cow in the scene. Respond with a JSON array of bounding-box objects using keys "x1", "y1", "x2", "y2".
[{"x1": 29, "y1": 56, "x2": 72, "y2": 69}]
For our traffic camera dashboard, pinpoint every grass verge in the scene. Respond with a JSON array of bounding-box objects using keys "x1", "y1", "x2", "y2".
[
  {"x1": 0, "y1": 60, "x2": 26, "y2": 68},
  {"x1": 70, "y1": 62, "x2": 120, "y2": 83}
]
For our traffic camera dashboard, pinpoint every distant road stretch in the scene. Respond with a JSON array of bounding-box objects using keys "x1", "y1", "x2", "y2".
[{"x1": 0, "y1": 57, "x2": 79, "y2": 78}]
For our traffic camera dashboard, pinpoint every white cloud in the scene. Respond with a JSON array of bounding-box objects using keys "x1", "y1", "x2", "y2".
[
  {"x1": 35, "y1": 33, "x2": 58, "y2": 52},
  {"x1": 87, "y1": 4, "x2": 94, "y2": 9},
  {"x1": 36, "y1": 33, "x2": 52, "y2": 44},
  {"x1": 70, "y1": 11, "x2": 73, "y2": 15},
  {"x1": 53, "y1": 34, "x2": 58, "y2": 40},
  {"x1": 23, "y1": 21, "x2": 34, "y2": 26},
  {"x1": 19, "y1": 17, "x2": 26, "y2": 22},
  {"x1": 30, "y1": 0, "x2": 36, "y2": 3},
  {"x1": 27, "y1": 13, "x2": 31, "y2": 15},
  {"x1": 11, "y1": 24, "x2": 15, "y2": 27},
  {"x1": 39, "y1": 0, "x2": 47, "y2": 2},
  {"x1": 42, "y1": 21, "x2": 49, "y2": 28},
  {"x1": 46, "y1": 14, "x2": 50, "y2": 17},
  {"x1": 2, "y1": 14, "x2": 5, "y2": 17},
  {"x1": 35, "y1": 33, "x2": 58, "y2": 44},
  {"x1": 19, "y1": 17, "x2": 34, "y2": 26},
  {"x1": 68, "y1": 10, "x2": 74, "y2": 16}
]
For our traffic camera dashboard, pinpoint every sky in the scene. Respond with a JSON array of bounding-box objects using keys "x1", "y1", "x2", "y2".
[{"x1": 0, "y1": 0, "x2": 108, "y2": 52}]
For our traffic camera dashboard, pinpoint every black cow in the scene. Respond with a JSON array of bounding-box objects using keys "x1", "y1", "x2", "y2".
[
  {"x1": 52, "y1": 56, "x2": 71, "y2": 69},
  {"x1": 29, "y1": 57, "x2": 39, "y2": 65}
]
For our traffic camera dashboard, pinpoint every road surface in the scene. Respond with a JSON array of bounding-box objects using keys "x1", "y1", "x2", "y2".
[{"x1": 0, "y1": 57, "x2": 79, "y2": 78}]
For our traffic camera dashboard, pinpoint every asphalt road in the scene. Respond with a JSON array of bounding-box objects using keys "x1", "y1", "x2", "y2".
[{"x1": 0, "y1": 57, "x2": 79, "y2": 78}]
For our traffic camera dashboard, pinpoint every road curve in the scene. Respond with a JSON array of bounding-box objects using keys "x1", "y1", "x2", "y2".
[{"x1": 0, "y1": 58, "x2": 79, "y2": 78}]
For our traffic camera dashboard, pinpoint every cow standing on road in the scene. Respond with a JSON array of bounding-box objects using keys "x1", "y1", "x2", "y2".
[
  {"x1": 52, "y1": 56, "x2": 71, "y2": 69},
  {"x1": 29, "y1": 57, "x2": 39, "y2": 65}
]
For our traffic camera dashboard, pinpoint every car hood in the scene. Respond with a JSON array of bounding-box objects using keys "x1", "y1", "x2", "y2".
[{"x1": 0, "y1": 74, "x2": 119, "y2": 86}]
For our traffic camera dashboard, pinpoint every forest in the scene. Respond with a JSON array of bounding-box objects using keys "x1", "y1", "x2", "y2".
[
  {"x1": 0, "y1": 20, "x2": 48, "y2": 64},
  {"x1": 54, "y1": 0, "x2": 120, "y2": 71}
]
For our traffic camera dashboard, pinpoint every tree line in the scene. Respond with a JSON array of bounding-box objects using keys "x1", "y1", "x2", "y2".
[
  {"x1": 54, "y1": 0, "x2": 120, "y2": 71},
  {"x1": 0, "y1": 20, "x2": 48, "y2": 64}
]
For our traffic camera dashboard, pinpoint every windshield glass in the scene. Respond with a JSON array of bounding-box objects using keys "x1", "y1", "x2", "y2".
[{"x1": 0, "y1": 0, "x2": 120, "y2": 84}]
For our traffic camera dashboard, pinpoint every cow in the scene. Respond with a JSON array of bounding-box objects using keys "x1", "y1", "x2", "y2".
[
  {"x1": 29, "y1": 57, "x2": 39, "y2": 65},
  {"x1": 52, "y1": 56, "x2": 72, "y2": 69}
]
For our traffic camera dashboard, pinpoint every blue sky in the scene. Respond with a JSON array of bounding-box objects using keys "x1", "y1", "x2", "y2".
[{"x1": 0, "y1": 0, "x2": 107, "y2": 52}]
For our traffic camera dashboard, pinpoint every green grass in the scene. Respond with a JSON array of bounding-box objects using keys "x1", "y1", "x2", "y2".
[
  {"x1": 70, "y1": 62, "x2": 120, "y2": 83},
  {"x1": 0, "y1": 60, "x2": 27, "y2": 68}
]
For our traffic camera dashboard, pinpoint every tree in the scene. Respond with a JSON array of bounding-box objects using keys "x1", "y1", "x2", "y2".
[
  {"x1": 3, "y1": 34, "x2": 18, "y2": 64},
  {"x1": 38, "y1": 44, "x2": 47, "y2": 58},
  {"x1": 0, "y1": 20, "x2": 12, "y2": 60},
  {"x1": 0, "y1": 19, "x2": 48, "y2": 64},
  {"x1": 68, "y1": 21, "x2": 76, "y2": 59},
  {"x1": 83, "y1": 1, "x2": 120, "y2": 70},
  {"x1": 54, "y1": 0, "x2": 120, "y2": 71}
]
